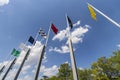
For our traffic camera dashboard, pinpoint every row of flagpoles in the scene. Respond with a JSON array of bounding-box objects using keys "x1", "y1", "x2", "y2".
[{"x1": 0, "y1": 3, "x2": 120, "y2": 80}]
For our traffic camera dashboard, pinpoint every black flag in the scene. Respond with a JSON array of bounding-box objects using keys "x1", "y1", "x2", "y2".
[{"x1": 67, "y1": 16, "x2": 73, "y2": 29}]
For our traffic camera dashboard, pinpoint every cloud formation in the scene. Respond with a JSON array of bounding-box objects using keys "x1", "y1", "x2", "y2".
[
  {"x1": 50, "y1": 21, "x2": 90, "y2": 54},
  {"x1": 0, "y1": 0, "x2": 9, "y2": 6},
  {"x1": 40, "y1": 65, "x2": 59, "y2": 77},
  {"x1": 52, "y1": 29, "x2": 68, "y2": 41},
  {"x1": 73, "y1": 20, "x2": 80, "y2": 27},
  {"x1": 49, "y1": 45, "x2": 70, "y2": 54},
  {"x1": 117, "y1": 44, "x2": 120, "y2": 48},
  {"x1": 70, "y1": 25, "x2": 89, "y2": 44}
]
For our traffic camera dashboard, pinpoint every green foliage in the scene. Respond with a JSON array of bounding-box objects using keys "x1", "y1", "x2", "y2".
[
  {"x1": 91, "y1": 50, "x2": 120, "y2": 79},
  {"x1": 47, "y1": 76, "x2": 59, "y2": 80},
  {"x1": 42, "y1": 50, "x2": 120, "y2": 80},
  {"x1": 58, "y1": 63, "x2": 72, "y2": 80},
  {"x1": 78, "y1": 69, "x2": 93, "y2": 80}
]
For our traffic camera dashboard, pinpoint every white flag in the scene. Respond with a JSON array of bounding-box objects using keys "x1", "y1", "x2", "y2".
[{"x1": 19, "y1": 43, "x2": 29, "y2": 52}]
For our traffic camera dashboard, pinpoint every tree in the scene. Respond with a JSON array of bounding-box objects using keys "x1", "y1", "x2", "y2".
[
  {"x1": 78, "y1": 69, "x2": 93, "y2": 80},
  {"x1": 57, "y1": 63, "x2": 72, "y2": 80},
  {"x1": 47, "y1": 76, "x2": 59, "y2": 80},
  {"x1": 110, "y1": 50, "x2": 120, "y2": 79},
  {"x1": 91, "y1": 51, "x2": 120, "y2": 80}
]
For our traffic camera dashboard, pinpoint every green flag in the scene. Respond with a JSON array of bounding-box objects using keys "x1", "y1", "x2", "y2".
[{"x1": 11, "y1": 48, "x2": 20, "y2": 57}]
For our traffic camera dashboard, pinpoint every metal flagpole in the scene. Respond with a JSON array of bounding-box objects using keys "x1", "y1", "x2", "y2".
[
  {"x1": 66, "y1": 14, "x2": 79, "y2": 80},
  {"x1": 87, "y1": 3, "x2": 120, "y2": 28},
  {"x1": 14, "y1": 48, "x2": 30, "y2": 80},
  {"x1": 34, "y1": 24, "x2": 51, "y2": 80},
  {"x1": 34, "y1": 45, "x2": 45, "y2": 80},
  {"x1": 2, "y1": 58, "x2": 17, "y2": 80},
  {"x1": 68, "y1": 38, "x2": 79, "y2": 80},
  {"x1": 0, "y1": 65, "x2": 5, "y2": 76},
  {"x1": 45, "y1": 24, "x2": 51, "y2": 46}
]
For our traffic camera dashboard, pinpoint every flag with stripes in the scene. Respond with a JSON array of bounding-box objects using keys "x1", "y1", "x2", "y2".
[{"x1": 39, "y1": 29, "x2": 47, "y2": 39}]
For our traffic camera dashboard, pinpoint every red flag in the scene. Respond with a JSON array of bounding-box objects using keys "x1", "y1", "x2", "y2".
[{"x1": 51, "y1": 23, "x2": 58, "y2": 34}]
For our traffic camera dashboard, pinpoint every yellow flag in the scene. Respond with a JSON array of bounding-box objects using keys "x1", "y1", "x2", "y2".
[{"x1": 88, "y1": 4, "x2": 96, "y2": 20}]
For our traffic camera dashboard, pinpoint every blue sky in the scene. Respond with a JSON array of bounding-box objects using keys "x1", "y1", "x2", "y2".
[{"x1": 0, "y1": 0, "x2": 120, "y2": 79}]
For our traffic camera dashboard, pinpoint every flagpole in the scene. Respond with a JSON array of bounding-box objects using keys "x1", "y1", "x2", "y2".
[
  {"x1": 0, "y1": 65, "x2": 5, "y2": 76},
  {"x1": 2, "y1": 58, "x2": 17, "y2": 80},
  {"x1": 0, "y1": 55, "x2": 13, "y2": 76},
  {"x1": 34, "y1": 45, "x2": 45, "y2": 80},
  {"x1": 66, "y1": 14, "x2": 79, "y2": 80},
  {"x1": 14, "y1": 48, "x2": 31, "y2": 80},
  {"x1": 45, "y1": 23, "x2": 51, "y2": 46},
  {"x1": 34, "y1": 24, "x2": 51, "y2": 80},
  {"x1": 87, "y1": 3, "x2": 120, "y2": 28}
]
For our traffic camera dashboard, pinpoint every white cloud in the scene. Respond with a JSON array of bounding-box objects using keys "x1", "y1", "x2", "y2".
[
  {"x1": 73, "y1": 20, "x2": 80, "y2": 27},
  {"x1": 0, "y1": 60, "x2": 11, "y2": 66},
  {"x1": 64, "y1": 61, "x2": 71, "y2": 65},
  {"x1": 40, "y1": 65, "x2": 59, "y2": 77},
  {"x1": 50, "y1": 21, "x2": 90, "y2": 54},
  {"x1": 79, "y1": 67, "x2": 83, "y2": 70},
  {"x1": 17, "y1": 75, "x2": 33, "y2": 80},
  {"x1": 117, "y1": 44, "x2": 120, "y2": 48},
  {"x1": 52, "y1": 29, "x2": 68, "y2": 41},
  {"x1": 21, "y1": 65, "x2": 31, "y2": 74},
  {"x1": 70, "y1": 25, "x2": 89, "y2": 44},
  {"x1": 0, "y1": 0, "x2": 9, "y2": 6},
  {"x1": 49, "y1": 45, "x2": 70, "y2": 54}
]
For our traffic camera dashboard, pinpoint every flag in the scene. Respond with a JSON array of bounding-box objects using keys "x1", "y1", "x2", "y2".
[
  {"x1": 67, "y1": 16, "x2": 73, "y2": 29},
  {"x1": 11, "y1": 48, "x2": 20, "y2": 57},
  {"x1": 88, "y1": 4, "x2": 96, "y2": 20},
  {"x1": 39, "y1": 30, "x2": 47, "y2": 38},
  {"x1": 28, "y1": 36, "x2": 35, "y2": 44},
  {"x1": 51, "y1": 23, "x2": 58, "y2": 34},
  {"x1": 19, "y1": 43, "x2": 29, "y2": 52}
]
